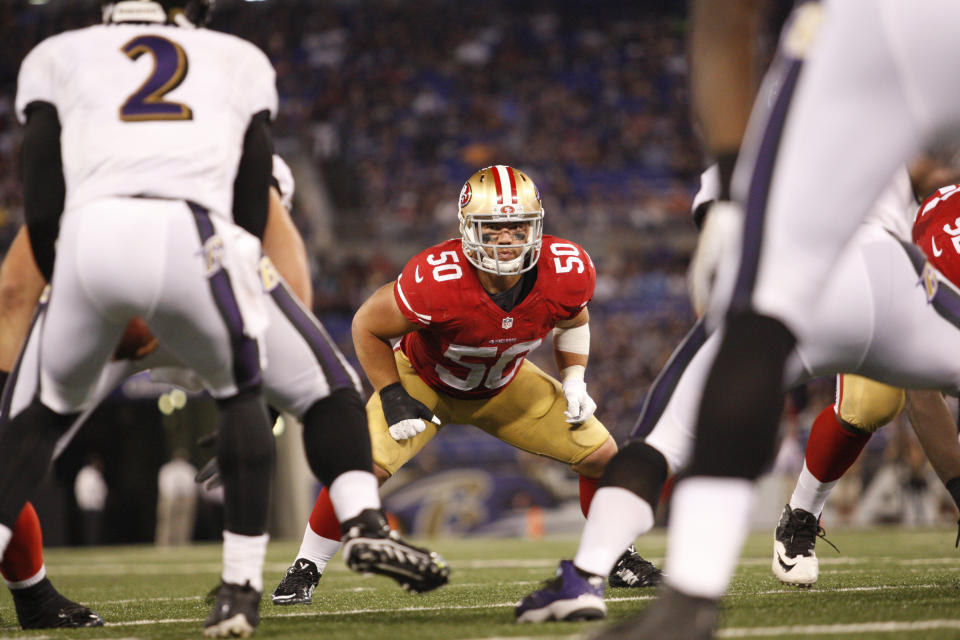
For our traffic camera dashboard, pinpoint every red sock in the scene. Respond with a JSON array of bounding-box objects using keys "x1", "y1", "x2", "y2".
[
  {"x1": 804, "y1": 405, "x2": 871, "y2": 482},
  {"x1": 1, "y1": 502, "x2": 44, "y2": 583},
  {"x1": 579, "y1": 475, "x2": 600, "y2": 518},
  {"x1": 307, "y1": 487, "x2": 342, "y2": 542}
]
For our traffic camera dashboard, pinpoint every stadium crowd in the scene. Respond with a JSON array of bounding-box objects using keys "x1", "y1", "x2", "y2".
[
  {"x1": 0, "y1": 0, "x2": 700, "y2": 442},
  {"x1": 0, "y1": 0, "x2": 942, "y2": 533}
]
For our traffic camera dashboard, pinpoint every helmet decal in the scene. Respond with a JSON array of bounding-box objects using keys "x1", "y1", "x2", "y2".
[
  {"x1": 459, "y1": 182, "x2": 472, "y2": 208},
  {"x1": 490, "y1": 164, "x2": 518, "y2": 205}
]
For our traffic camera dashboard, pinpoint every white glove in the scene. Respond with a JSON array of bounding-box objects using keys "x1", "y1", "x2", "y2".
[
  {"x1": 687, "y1": 200, "x2": 743, "y2": 317},
  {"x1": 380, "y1": 382, "x2": 441, "y2": 441},
  {"x1": 389, "y1": 418, "x2": 432, "y2": 441},
  {"x1": 561, "y1": 367, "x2": 597, "y2": 424}
]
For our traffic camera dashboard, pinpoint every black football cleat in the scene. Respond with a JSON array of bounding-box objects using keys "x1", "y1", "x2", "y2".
[
  {"x1": 12, "y1": 578, "x2": 103, "y2": 629},
  {"x1": 271, "y1": 557, "x2": 321, "y2": 605},
  {"x1": 203, "y1": 581, "x2": 260, "y2": 638},
  {"x1": 341, "y1": 509, "x2": 450, "y2": 593},
  {"x1": 608, "y1": 544, "x2": 663, "y2": 588}
]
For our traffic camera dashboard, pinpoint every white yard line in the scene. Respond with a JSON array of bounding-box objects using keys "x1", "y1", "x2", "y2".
[{"x1": 717, "y1": 619, "x2": 960, "y2": 637}]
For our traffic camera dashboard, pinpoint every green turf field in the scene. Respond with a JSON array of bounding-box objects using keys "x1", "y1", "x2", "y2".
[{"x1": 2, "y1": 527, "x2": 960, "y2": 639}]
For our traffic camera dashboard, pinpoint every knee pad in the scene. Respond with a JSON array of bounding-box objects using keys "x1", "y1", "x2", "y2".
[
  {"x1": 302, "y1": 387, "x2": 374, "y2": 487},
  {"x1": 836, "y1": 374, "x2": 905, "y2": 433},
  {"x1": 599, "y1": 440, "x2": 669, "y2": 509}
]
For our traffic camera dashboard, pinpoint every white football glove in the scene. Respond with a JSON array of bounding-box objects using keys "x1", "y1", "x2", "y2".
[
  {"x1": 380, "y1": 382, "x2": 441, "y2": 441},
  {"x1": 562, "y1": 376, "x2": 597, "y2": 424},
  {"x1": 388, "y1": 418, "x2": 433, "y2": 441},
  {"x1": 686, "y1": 200, "x2": 743, "y2": 317}
]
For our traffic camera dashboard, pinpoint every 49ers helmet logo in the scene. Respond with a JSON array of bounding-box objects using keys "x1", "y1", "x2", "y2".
[{"x1": 459, "y1": 183, "x2": 472, "y2": 208}]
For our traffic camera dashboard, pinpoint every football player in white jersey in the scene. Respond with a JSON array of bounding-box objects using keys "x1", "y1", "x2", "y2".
[
  {"x1": 770, "y1": 156, "x2": 960, "y2": 587},
  {"x1": 0, "y1": 152, "x2": 449, "y2": 628},
  {"x1": 515, "y1": 160, "x2": 960, "y2": 623},
  {"x1": 2, "y1": 1, "x2": 281, "y2": 635},
  {"x1": 601, "y1": 0, "x2": 960, "y2": 636}
]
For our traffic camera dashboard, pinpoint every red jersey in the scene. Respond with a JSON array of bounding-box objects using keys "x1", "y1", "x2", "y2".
[
  {"x1": 913, "y1": 183, "x2": 960, "y2": 283},
  {"x1": 393, "y1": 235, "x2": 595, "y2": 399}
]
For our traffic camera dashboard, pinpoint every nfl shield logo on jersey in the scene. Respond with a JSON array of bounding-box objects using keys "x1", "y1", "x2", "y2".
[{"x1": 502, "y1": 317, "x2": 514, "y2": 329}]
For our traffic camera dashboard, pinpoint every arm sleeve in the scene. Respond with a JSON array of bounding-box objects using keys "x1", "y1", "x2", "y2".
[
  {"x1": 232, "y1": 110, "x2": 273, "y2": 239},
  {"x1": 20, "y1": 101, "x2": 64, "y2": 281}
]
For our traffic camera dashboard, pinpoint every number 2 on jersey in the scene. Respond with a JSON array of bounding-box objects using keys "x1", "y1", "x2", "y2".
[{"x1": 119, "y1": 35, "x2": 192, "y2": 122}]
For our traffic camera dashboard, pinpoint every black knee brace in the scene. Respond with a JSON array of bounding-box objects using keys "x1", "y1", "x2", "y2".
[
  {"x1": 0, "y1": 399, "x2": 75, "y2": 527},
  {"x1": 599, "y1": 440, "x2": 669, "y2": 509},
  {"x1": 690, "y1": 312, "x2": 796, "y2": 480},
  {"x1": 216, "y1": 388, "x2": 275, "y2": 536},
  {"x1": 301, "y1": 387, "x2": 374, "y2": 488}
]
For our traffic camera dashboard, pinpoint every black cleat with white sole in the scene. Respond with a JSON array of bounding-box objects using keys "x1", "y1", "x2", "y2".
[
  {"x1": 12, "y1": 578, "x2": 103, "y2": 629},
  {"x1": 203, "y1": 581, "x2": 261, "y2": 638},
  {"x1": 271, "y1": 558, "x2": 321, "y2": 605},
  {"x1": 608, "y1": 544, "x2": 663, "y2": 588},
  {"x1": 341, "y1": 509, "x2": 450, "y2": 593}
]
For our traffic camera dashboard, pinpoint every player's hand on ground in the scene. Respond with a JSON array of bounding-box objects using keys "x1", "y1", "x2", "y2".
[
  {"x1": 113, "y1": 317, "x2": 159, "y2": 360},
  {"x1": 687, "y1": 200, "x2": 742, "y2": 317},
  {"x1": 562, "y1": 377, "x2": 597, "y2": 424},
  {"x1": 380, "y1": 382, "x2": 440, "y2": 441}
]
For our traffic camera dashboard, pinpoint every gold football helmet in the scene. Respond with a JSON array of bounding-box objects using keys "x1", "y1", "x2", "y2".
[{"x1": 458, "y1": 165, "x2": 544, "y2": 275}]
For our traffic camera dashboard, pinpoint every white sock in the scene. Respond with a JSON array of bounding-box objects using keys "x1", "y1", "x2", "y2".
[
  {"x1": 0, "y1": 524, "x2": 11, "y2": 558},
  {"x1": 788, "y1": 461, "x2": 837, "y2": 516},
  {"x1": 665, "y1": 476, "x2": 754, "y2": 599},
  {"x1": 222, "y1": 531, "x2": 269, "y2": 592},
  {"x1": 296, "y1": 523, "x2": 342, "y2": 573},
  {"x1": 6, "y1": 564, "x2": 46, "y2": 590},
  {"x1": 328, "y1": 470, "x2": 380, "y2": 522},
  {"x1": 574, "y1": 487, "x2": 655, "y2": 576}
]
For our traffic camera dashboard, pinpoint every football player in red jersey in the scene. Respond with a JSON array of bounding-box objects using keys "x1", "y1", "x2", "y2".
[{"x1": 270, "y1": 165, "x2": 661, "y2": 606}]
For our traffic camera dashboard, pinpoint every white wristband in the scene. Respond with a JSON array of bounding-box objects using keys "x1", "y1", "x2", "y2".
[{"x1": 553, "y1": 323, "x2": 590, "y2": 355}]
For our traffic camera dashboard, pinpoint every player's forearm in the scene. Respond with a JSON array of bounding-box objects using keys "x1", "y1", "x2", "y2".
[
  {"x1": 352, "y1": 328, "x2": 401, "y2": 391},
  {"x1": 905, "y1": 389, "x2": 960, "y2": 484},
  {"x1": 0, "y1": 228, "x2": 47, "y2": 372},
  {"x1": 689, "y1": 0, "x2": 762, "y2": 157},
  {"x1": 262, "y1": 188, "x2": 312, "y2": 307}
]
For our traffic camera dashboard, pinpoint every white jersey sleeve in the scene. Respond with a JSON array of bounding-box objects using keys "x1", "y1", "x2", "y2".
[
  {"x1": 862, "y1": 165, "x2": 917, "y2": 240},
  {"x1": 14, "y1": 37, "x2": 60, "y2": 120},
  {"x1": 15, "y1": 24, "x2": 278, "y2": 221},
  {"x1": 692, "y1": 164, "x2": 721, "y2": 213},
  {"x1": 271, "y1": 154, "x2": 295, "y2": 210}
]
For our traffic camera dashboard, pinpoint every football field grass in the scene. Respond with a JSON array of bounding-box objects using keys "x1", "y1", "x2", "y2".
[{"x1": 3, "y1": 527, "x2": 960, "y2": 639}]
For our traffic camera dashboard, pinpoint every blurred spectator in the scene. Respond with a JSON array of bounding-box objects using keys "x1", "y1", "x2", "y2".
[
  {"x1": 74, "y1": 455, "x2": 107, "y2": 546},
  {"x1": 155, "y1": 449, "x2": 198, "y2": 546}
]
